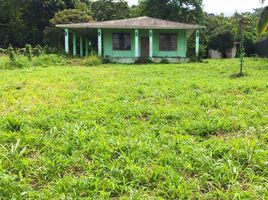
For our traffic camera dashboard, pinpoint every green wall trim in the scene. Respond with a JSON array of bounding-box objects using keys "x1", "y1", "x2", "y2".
[
  {"x1": 73, "y1": 33, "x2": 77, "y2": 56},
  {"x1": 135, "y1": 29, "x2": 139, "y2": 57},
  {"x1": 85, "y1": 38, "x2": 89, "y2": 56},
  {"x1": 64, "y1": 29, "x2": 69, "y2": 54},
  {"x1": 80, "y1": 37, "x2": 83, "y2": 57},
  {"x1": 98, "y1": 29, "x2": 102, "y2": 56},
  {"x1": 195, "y1": 30, "x2": 200, "y2": 58},
  {"x1": 149, "y1": 29, "x2": 153, "y2": 58}
]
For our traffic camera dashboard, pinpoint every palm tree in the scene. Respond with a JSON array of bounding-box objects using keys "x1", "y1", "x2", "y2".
[{"x1": 258, "y1": 0, "x2": 268, "y2": 33}]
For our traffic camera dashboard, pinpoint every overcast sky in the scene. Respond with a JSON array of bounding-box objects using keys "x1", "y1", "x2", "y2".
[{"x1": 127, "y1": 0, "x2": 268, "y2": 15}]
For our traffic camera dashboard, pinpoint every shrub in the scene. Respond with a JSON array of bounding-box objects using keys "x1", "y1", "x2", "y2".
[
  {"x1": 33, "y1": 54, "x2": 65, "y2": 67},
  {"x1": 34, "y1": 45, "x2": 43, "y2": 57},
  {"x1": 8, "y1": 45, "x2": 16, "y2": 63},
  {"x1": 85, "y1": 55, "x2": 102, "y2": 66},
  {"x1": 6, "y1": 56, "x2": 31, "y2": 69}
]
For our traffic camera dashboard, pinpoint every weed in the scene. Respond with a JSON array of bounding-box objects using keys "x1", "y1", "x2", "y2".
[{"x1": 85, "y1": 55, "x2": 102, "y2": 66}]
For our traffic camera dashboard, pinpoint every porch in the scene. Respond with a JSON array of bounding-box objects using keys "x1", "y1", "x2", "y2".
[{"x1": 57, "y1": 16, "x2": 204, "y2": 63}]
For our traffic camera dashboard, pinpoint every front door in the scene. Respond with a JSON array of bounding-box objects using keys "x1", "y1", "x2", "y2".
[{"x1": 141, "y1": 37, "x2": 149, "y2": 57}]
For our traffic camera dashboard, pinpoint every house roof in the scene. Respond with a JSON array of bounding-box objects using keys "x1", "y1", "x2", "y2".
[{"x1": 56, "y1": 16, "x2": 205, "y2": 30}]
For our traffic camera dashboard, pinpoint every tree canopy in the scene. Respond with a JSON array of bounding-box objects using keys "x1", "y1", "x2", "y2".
[{"x1": 0, "y1": 0, "x2": 266, "y2": 57}]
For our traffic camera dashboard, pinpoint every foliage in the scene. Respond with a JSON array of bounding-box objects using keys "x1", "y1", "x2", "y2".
[
  {"x1": 258, "y1": 6, "x2": 268, "y2": 33},
  {"x1": 208, "y1": 31, "x2": 235, "y2": 58},
  {"x1": 44, "y1": 9, "x2": 93, "y2": 50},
  {"x1": 202, "y1": 11, "x2": 262, "y2": 57},
  {"x1": 1, "y1": 54, "x2": 65, "y2": 69},
  {"x1": 0, "y1": 0, "x2": 92, "y2": 48},
  {"x1": 85, "y1": 55, "x2": 103, "y2": 66},
  {"x1": 7, "y1": 45, "x2": 16, "y2": 63},
  {"x1": 0, "y1": 58, "x2": 268, "y2": 199},
  {"x1": 258, "y1": 0, "x2": 268, "y2": 33},
  {"x1": 90, "y1": 0, "x2": 130, "y2": 21},
  {"x1": 136, "y1": 0, "x2": 204, "y2": 23}
]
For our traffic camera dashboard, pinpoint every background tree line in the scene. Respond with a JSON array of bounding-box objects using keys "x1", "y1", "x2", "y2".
[{"x1": 0, "y1": 0, "x2": 267, "y2": 57}]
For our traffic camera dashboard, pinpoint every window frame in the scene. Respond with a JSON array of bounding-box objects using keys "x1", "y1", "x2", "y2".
[
  {"x1": 159, "y1": 33, "x2": 178, "y2": 51},
  {"x1": 112, "y1": 32, "x2": 131, "y2": 51}
]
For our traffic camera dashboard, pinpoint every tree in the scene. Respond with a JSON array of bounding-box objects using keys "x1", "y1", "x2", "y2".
[
  {"x1": 258, "y1": 0, "x2": 268, "y2": 33},
  {"x1": 90, "y1": 0, "x2": 130, "y2": 21},
  {"x1": 136, "y1": 0, "x2": 204, "y2": 23},
  {"x1": 43, "y1": 9, "x2": 92, "y2": 50},
  {"x1": 208, "y1": 31, "x2": 235, "y2": 58},
  {"x1": 0, "y1": 0, "x2": 27, "y2": 47}
]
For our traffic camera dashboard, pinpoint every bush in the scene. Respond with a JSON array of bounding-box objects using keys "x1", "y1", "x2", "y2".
[
  {"x1": 85, "y1": 55, "x2": 102, "y2": 66},
  {"x1": 2, "y1": 54, "x2": 65, "y2": 69},
  {"x1": 32, "y1": 54, "x2": 65, "y2": 67},
  {"x1": 8, "y1": 45, "x2": 16, "y2": 63},
  {"x1": 5, "y1": 56, "x2": 31, "y2": 69}
]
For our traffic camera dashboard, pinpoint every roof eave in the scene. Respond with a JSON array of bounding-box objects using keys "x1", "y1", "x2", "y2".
[{"x1": 56, "y1": 24, "x2": 205, "y2": 30}]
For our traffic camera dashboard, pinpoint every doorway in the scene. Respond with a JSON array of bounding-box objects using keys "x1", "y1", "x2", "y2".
[{"x1": 141, "y1": 37, "x2": 149, "y2": 57}]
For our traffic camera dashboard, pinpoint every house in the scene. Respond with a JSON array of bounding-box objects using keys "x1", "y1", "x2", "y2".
[{"x1": 56, "y1": 16, "x2": 204, "y2": 63}]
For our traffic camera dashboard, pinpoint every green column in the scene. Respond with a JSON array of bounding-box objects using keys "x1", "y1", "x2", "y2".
[
  {"x1": 98, "y1": 29, "x2": 102, "y2": 57},
  {"x1": 73, "y1": 32, "x2": 77, "y2": 56},
  {"x1": 80, "y1": 36, "x2": 83, "y2": 57},
  {"x1": 195, "y1": 30, "x2": 200, "y2": 59},
  {"x1": 149, "y1": 29, "x2": 153, "y2": 58},
  {"x1": 135, "y1": 29, "x2": 139, "y2": 57},
  {"x1": 85, "y1": 38, "x2": 89, "y2": 56},
  {"x1": 64, "y1": 29, "x2": 69, "y2": 54}
]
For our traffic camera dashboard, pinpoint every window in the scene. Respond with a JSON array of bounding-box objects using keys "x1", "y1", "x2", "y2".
[
  {"x1": 159, "y1": 33, "x2": 177, "y2": 51},
  {"x1": 112, "y1": 33, "x2": 131, "y2": 50}
]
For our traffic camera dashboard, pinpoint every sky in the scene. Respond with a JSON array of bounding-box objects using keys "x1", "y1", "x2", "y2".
[{"x1": 127, "y1": 0, "x2": 268, "y2": 15}]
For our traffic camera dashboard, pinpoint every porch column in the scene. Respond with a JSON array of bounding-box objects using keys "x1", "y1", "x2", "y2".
[
  {"x1": 64, "y1": 29, "x2": 69, "y2": 54},
  {"x1": 73, "y1": 32, "x2": 77, "y2": 56},
  {"x1": 98, "y1": 29, "x2": 102, "y2": 57},
  {"x1": 149, "y1": 29, "x2": 153, "y2": 58},
  {"x1": 80, "y1": 36, "x2": 83, "y2": 57},
  {"x1": 135, "y1": 29, "x2": 139, "y2": 57},
  {"x1": 195, "y1": 30, "x2": 200, "y2": 59},
  {"x1": 85, "y1": 38, "x2": 89, "y2": 56}
]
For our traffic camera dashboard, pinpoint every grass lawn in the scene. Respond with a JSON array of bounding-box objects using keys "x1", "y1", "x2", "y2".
[{"x1": 0, "y1": 58, "x2": 267, "y2": 199}]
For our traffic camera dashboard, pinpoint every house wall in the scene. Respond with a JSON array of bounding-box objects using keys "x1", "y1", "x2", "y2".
[
  {"x1": 102, "y1": 28, "x2": 187, "y2": 58},
  {"x1": 103, "y1": 29, "x2": 135, "y2": 58},
  {"x1": 152, "y1": 29, "x2": 187, "y2": 58}
]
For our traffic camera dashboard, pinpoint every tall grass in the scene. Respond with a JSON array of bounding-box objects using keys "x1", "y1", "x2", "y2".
[{"x1": 0, "y1": 58, "x2": 267, "y2": 199}]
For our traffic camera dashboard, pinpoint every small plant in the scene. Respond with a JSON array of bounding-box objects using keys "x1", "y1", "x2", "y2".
[
  {"x1": 85, "y1": 55, "x2": 102, "y2": 66},
  {"x1": 25, "y1": 44, "x2": 32, "y2": 61},
  {"x1": 7, "y1": 45, "x2": 16, "y2": 63},
  {"x1": 35, "y1": 45, "x2": 43, "y2": 57}
]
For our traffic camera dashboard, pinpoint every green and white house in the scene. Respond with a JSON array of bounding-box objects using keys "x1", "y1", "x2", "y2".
[{"x1": 56, "y1": 16, "x2": 204, "y2": 63}]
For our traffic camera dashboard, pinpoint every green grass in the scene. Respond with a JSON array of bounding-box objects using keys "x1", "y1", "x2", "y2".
[{"x1": 0, "y1": 58, "x2": 267, "y2": 199}]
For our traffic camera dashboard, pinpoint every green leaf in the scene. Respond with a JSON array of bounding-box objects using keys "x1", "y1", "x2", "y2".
[{"x1": 258, "y1": 6, "x2": 268, "y2": 34}]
